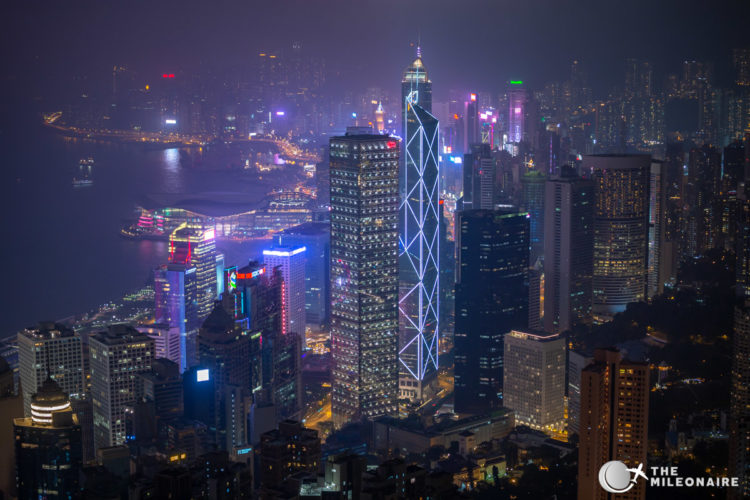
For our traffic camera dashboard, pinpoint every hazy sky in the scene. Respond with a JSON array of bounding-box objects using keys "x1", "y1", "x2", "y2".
[{"x1": 3, "y1": 0, "x2": 750, "y2": 100}]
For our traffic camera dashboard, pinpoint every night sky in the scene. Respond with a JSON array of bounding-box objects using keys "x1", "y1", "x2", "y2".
[{"x1": 2, "y1": 0, "x2": 750, "y2": 102}]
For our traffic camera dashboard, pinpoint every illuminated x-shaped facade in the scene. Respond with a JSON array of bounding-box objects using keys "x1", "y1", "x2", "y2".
[{"x1": 399, "y1": 92, "x2": 440, "y2": 381}]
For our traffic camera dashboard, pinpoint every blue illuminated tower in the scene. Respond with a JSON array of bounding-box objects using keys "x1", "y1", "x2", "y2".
[{"x1": 400, "y1": 46, "x2": 440, "y2": 396}]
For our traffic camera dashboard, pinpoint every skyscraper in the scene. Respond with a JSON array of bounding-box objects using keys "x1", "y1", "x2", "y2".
[
  {"x1": 648, "y1": 160, "x2": 666, "y2": 298},
  {"x1": 686, "y1": 145, "x2": 722, "y2": 256},
  {"x1": 507, "y1": 81, "x2": 526, "y2": 144},
  {"x1": 14, "y1": 378, "x2": 82, "y2": 500},
  {"x1": 197, "y1": 303, "x2": 253, "y2": 451},
  {"x1": 329, "y1": 132, "x2": 400, "y2": 427},
  {"x1": 169, "y1": 223, "x2": 218, "y2": 320},
  {"x1": 521, "y1": 169, "x2": 546, "y2": 263},
  {"x1": 730, "y1": 301, "x2": 750, "y2": 498},
  {"x1": 462, "y1": 143, "x2": 495, "y2": 210},
  {"x1": 89, "y1": 325, "x2": 154, "y2": 450},
  {"x1": 400, "y1": 49, "x2": 440, "y2": 396},
  {"x1": 454, "y1": 210, "x2": 529, "y2": 414},
  {"x1": 17, "y1": 322, "x2": 85, "y2": 416},
  {"x1": 503, "y1": 330, "x2": 566, "y2": 433},
  {"x1": 578, "y1": 348, "x2": 649, "y2": 500},
  {"x1": 263, "y1": 245, "x2": 307, "y2": 339},
  {"x1": 274, "y1": 222, "x2": 331, "y2": 328},
  {"x1": 586, "y1": 154, "x2": 650, "y2": 322},
  {"x1": 543, "y1": 169, "x2": 594, "y2": 333},
  {"x1": 154, "y1": 263, "x2": 199, "y2": 371}
]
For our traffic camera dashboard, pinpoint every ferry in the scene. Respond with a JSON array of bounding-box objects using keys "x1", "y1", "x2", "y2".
[{"x1": 72, "y1": 157, "x2": 94, "y2": 187}]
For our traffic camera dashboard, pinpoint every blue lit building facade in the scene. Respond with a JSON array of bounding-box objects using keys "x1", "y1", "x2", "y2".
[{"x1": 399, "y1": 48, "x2": 440, "y2": 397}]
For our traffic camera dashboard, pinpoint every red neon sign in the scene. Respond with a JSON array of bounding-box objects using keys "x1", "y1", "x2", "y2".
[
  {"x1": 162, "y1": 73, "x2": 175, "y2": 79},
  {"x1": 387, "y1": 141, "x2": 397, "y2": 149}
]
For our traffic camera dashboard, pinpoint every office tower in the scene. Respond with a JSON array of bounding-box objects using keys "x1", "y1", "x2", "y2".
[
  {"x1": 503, "y1": 330, "x2": 566, "y2": 433},
  {"x1": 454, "y1": 210, "x2": 529, "y2": 414},
  {"x1": 464, "y1": 93, "x2": 480, "y2": 152},
  {"x1": 154, "y1": 263, "x2": 199, "y2": 371},
  {"x1": 17, "y1": 322, "x2": 84, "y2": 416},
  {"x1": 462, "y1": 143, "x2": 495, "y2": 210},
  {"x1": 375, "y1": 102, "x2": 385, "y2": 133},
  {"x1": 543, "y1": 169, "x2": 594, "y2": 333},
  {"x1": 521, "y1": 169, "x2": 546, "y2": 262},
  {"x1": 730, "y1": 301, "x2": 750, "y2": 499},
  {"x1": 259, "y1": 420, "x2": 321, "y2": 493},
  {"x1": 686, "y1": 145, "x2": 722, "y2": 256},
  {"x1": 648, "y1": 160, "x2": 666, "y2": 298},
  {"x1": 578, "y1": 348, "x2": 649, "y2": 500},
  {"x1": 89, "y1": 325, "x2": 154, "y2": 450},
  {"x1": 137, "y1": 324, "x2": 181, "y2": 367},
  {"x1": 183, "y1": 365, "x2": 215, "y2": 433},
  {"x1": 14, "y1": 379, "x2": 82, "y2": 500},
  {"x1": 169, "y1": 223, "x2": 218, "y2": 320},
  {"x1": 400, "y1": 58, "x2": 440, "y2": 396},
  {"x1": 401, "y1": 44, "x2": 432, "y2": 120},
  {"x1": 137, "y1": 358, "x2": 183, "y2": 421},
  {"x1": 507, "y1": 81, "x2": 526, "y2": 143},
  {"x1": 567, "y1": 350, "x2": 592, "y2": 437},
  {"x1": 274, "y1": 222, "x2": 331, "y2": 328},
  {"x1": 733, "y1": 48, "x2": 750, "y2": 87},
  {"x1": 586, "y1": 155, "x2": 650, "y2": 322},
  {"x1": 263, "y1": 245, "x2": 307, "y2": 339},
  {"x1": 528, "y1": 262, "x2": 543, "y2": 331},
  {"x1": 329, "y1": 133, "x2": 400, "y2": 427},
  {"x1": 197, "y1": 304, "x2": 253, "y2": 451}
]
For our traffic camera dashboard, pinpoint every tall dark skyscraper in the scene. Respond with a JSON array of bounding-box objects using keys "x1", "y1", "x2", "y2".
[
  {"x1": 454, "y1": 210, "x2": 529, "y2": 414},
  {"x1": 585, "y1": 154, "x2": 650, "y2": 322},
  {"x1": 686, "y1": 145, "x2": 722, "y2": 256},
  {"x1": 730, "y1": 301, "x2": 750, "y2": 498},
  {"x1": 521, "y1": 169, "x2": 546, "y2": 263},
  {"x1": 543, "y1": 168, "x2": 594, "y2": 333},
  {"x1": 399, "y1": 48, "x2": 440, "y2": 398},
  {"x1": 462, "y1": 143, "x2": 495, "y2": 210},
  {"x1": 329, "y1": 132, "x2": 400, "y2": 427},
  {"x1": 14, "y1": 379, "x2": 82, "y2": 500}
]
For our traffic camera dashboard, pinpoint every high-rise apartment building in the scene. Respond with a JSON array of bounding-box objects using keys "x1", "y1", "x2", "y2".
[
  {"x1": 17, "y1": 322, "x2": 85, "y2": 416},
  {"x1": 730, "y1": 300, "x2": 750, "y2": 499},
  {"x1": 648, "y1": 160, "x2": 667, "y2": 298},
  {"x1": 578, "y1": 348, "x2": 649, "y2": 500},
  {"x1": 543, "y1": 169, "x2": 594, "y2": 333},
  {"x1": 169, "y1": 223, "x2": 218, "y2": 320},
  {"x1": 14, "y1": 379, "x2": 82, "y2": 500},
  {"x1": 329, "y1": 132, "x2": 400, "y2": 427},
  {"x1": 503, "y1": 330, "x2": 565, "y2": 433},
  {"x1": 400, "y1": 50, "x2": 440, "y2": 396},
  {"x1": 263, "y1": 245, "x2": 306, "y2": 339},
  {"x1": 686, "y1": 145, "x2": 722, "y2": 256},
  {"x1": 586, "y1": 154, "x2": 650, "y2": 322},
  {"x1": 454, "y1": 210, "x2": 529, "y2": 414},
  {"x1": 89, "y1": 325, "x2": 154, "y2": 451}
]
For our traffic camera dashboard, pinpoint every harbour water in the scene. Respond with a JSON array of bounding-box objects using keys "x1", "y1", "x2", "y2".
[{"x1": 1, "y1": 116, "x2": 284, "y2": 337}]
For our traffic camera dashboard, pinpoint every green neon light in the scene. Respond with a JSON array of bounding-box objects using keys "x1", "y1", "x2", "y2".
[{"x1": 510, "y1": 80, "x2": 523, "y2": 85}]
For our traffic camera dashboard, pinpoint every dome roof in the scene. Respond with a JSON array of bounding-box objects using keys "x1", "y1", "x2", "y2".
[{"x1": 30, "y1": 377, "x2": 71, "y2": 425}]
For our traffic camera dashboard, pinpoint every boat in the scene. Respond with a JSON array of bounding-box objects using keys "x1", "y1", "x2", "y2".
[{"x1": 72, "y1": 157, "x2": 94, "y2": 187}]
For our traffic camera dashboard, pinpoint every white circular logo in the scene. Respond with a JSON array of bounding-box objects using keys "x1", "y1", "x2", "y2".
[{"x1": 598, "y1": 461, "x2": 647, "y2": 493}]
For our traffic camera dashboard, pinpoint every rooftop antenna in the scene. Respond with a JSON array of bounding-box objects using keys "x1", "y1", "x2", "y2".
[{"x1": 416, "y1": 32, "x2": 422, "y2": 58}]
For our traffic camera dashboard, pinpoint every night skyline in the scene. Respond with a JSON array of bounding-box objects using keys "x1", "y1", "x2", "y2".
[{"x1": 2, "y1": 1, "x2": 750, "y2": 498}]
